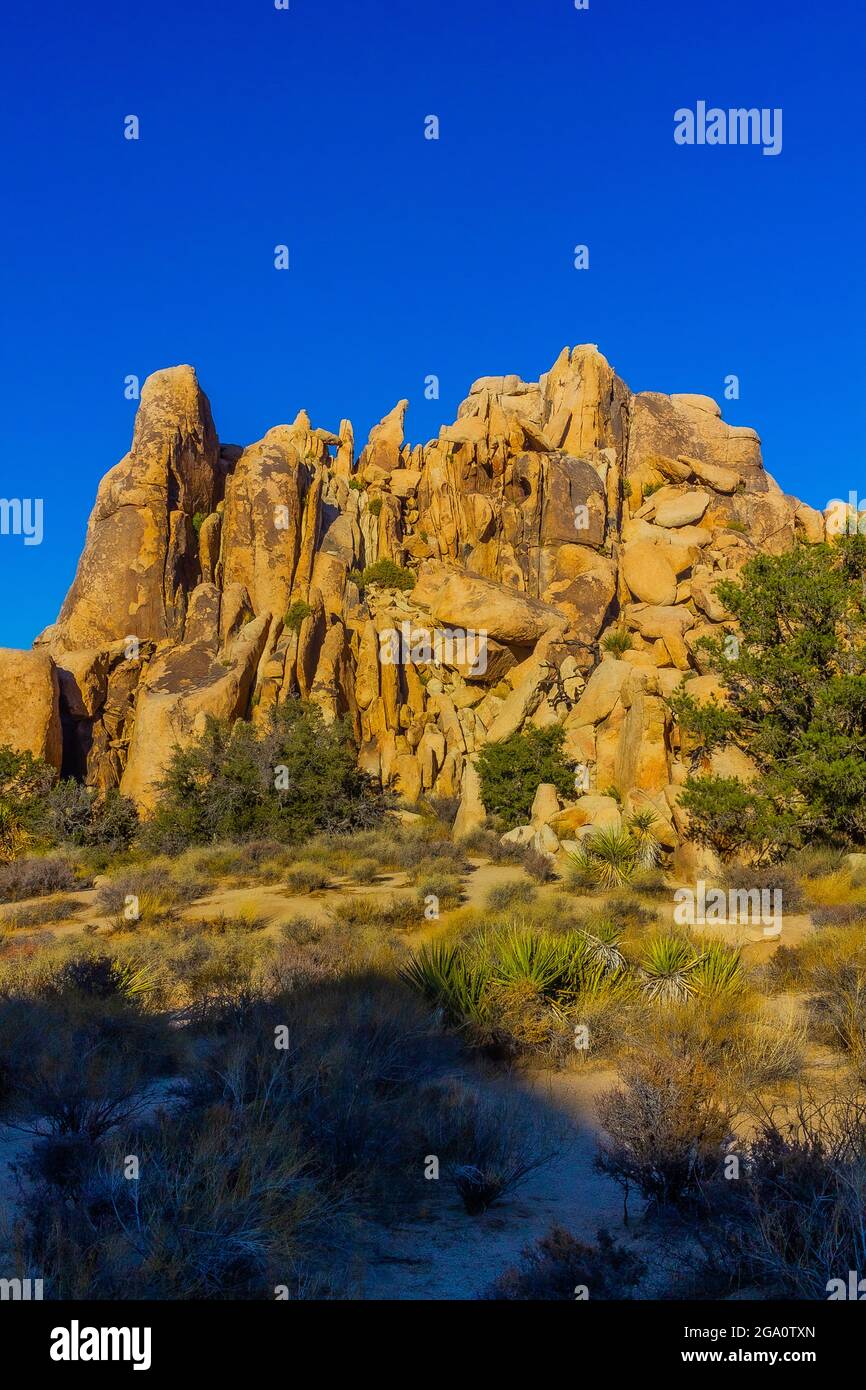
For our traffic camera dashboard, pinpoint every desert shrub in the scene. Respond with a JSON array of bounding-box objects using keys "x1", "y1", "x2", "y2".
[
  {"x1": 630, "y1": 866, "x2": 668, "y2": 895},
  {"x1": 402, "y1": 843, "x2": 467, "y2": 879},
  {"x1": 0, "y1": 993, "x2": 174, "y2": 1142},
  {"x1": 0, "y1": 745, "x2": 55, "y2": 861},
  {"x1": 729, "y1": 1016, "x2": 808, "y2": 1089},
  {"x1": 811, "y1": 903, "x2": 865, "y2": 928},
  {"x1": 0, "y1": 853, "x2": 79, "y2": 903},
  {"x1": 348, "y1": 558, "x2": 415, "y2": 593},
  {"x1": 485, "y1": 879, "x2": 537, "y2": 912},
  {"x1": 567, "y1": 826, "x2": 638, "y2": 890},
  {"x1": 0, "y1": 896, "x2": 80, "y2": 929},
  {"x1": 476, "y1": 726, "x2": 574, "y2": 830},
  {"x1": 726, "y1": 1094, "x2": 866, "y2": 1298},
  {"x1": 423, "y1": 795, "x2": 460, "y2": 827},
  {"x1": 673, "y1": 535, "x2": 866, "y2": 859},
  {"x1": 722, "y1": 861, "x2": 804, "y2": 913},
  {"x1": 286, "y1": 862, "x2": 331, "y2": 893},
  {"x1": 284, "y1": 600, "x2": 312, "y2": 633},
  {"x1": 186, "y1": 910, "x2": 268, "y2": 935},
  {"x1": 482, "y1": 1226, "x2": 645, "y2": 1300},
  {"x1": 43, "y1": 782, "x2": 138, "y2": 853},
  {"x1": 416, "y1": 872, "x2": 462, "y2": 909},
  {"x1": 97, "y1": 865, "x2": 205, "y2": 926},
  {"x1": 144, "y1": 700, "x2": 384, "y2": 853},
  {"x1": 601, "y1": 628, "x2": 632, "y2": 656},
  {"x1": 327, "y1": 893, "x2": 420, "y2": 933},
  {"x1": 346, "y1": 856, "x2": 380, "y2": 884},
  {"x1": 419, "y1": 1080, "x2": 563, "y2": 1214},
  {"x1": 402, "y1": 923, "x2": 631, "y2": 1058},
  {"x1": 595, "y1": 1040, "x2": 735, "y2": 1208},
  {"x1": 14, "y1": 1102, "x2": 327, "y2": 1299},
  {"x1": 808, "y1": 963, "x2": 866, "y2": 1063}
]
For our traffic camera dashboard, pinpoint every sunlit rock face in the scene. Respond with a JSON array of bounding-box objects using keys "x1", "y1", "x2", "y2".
[{"x1": 13, "y1": 345, "x2": 824, "y2": 838}]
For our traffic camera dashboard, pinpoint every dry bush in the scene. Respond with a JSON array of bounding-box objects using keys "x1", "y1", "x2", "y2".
[
  {"x1": 97, "y1": 865, "x2": 206, "y2": 927},
  {"x1": 485, "y1": 879, "x2": 537, "y2": 912},
  {"x1": 0, "y1": 854, "x2": 79, "y2": 904},
  {"x1": 0, "y1": 896, "x2": 80, "y2": 929},
  {"x1": 726, "y1": 1092, "x2": 866, "y2": 1299},
  {"x1": 596, "y1": 1037, "x2": 736, "y2": 1209},
  {"x1": 285, "y1": 862, "x2": 331, "y2": 893},
  {"x1": 482, "y1": 1226, "x2": 645, "y2": 1300}
]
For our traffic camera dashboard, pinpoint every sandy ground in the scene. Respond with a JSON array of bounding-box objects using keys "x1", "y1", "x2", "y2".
[{"x1": 354, "y1": 1063, "x2": 627, "y2": 1300}]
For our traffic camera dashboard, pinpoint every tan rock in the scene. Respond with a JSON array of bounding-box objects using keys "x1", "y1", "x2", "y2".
[
  {"x1": 621, "y1": 541, "x2": 678, "y2": 606},
  {"x1": 549, "y1": 795, "x2": 621, "y2": 836},
  {"x1": 453, "y1": 759, "x2": 486, "y2": 839},
  {"x1": 653, "y1": 490, "x2": 710, "y2": 528},
  {"x1": 413, "y1": 561, "x2": 564, "y2": 644},
  {"x1": 121, "y1": 614, "x2": 270, "y2": 808},
  {"x1": 565, "y1": 658, "x2": 631, "y2": 727},
  {"x1": 54, "y1": 366, "x2": 220, "y2": 650},
  {"x1": 530, "y1": 782, "x2": 561, "y2": 827},
  {"x1": 0, "y1": 648, "x2": 62, "y2": 770}
]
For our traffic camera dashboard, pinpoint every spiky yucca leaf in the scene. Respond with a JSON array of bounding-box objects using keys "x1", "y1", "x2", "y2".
[
  {"x1": 691, "y1": 939, "x2": 744, "y2": 998},
  {"x1": 567, "y1": 826, "x2": 638, "y2": 889},
  {"x1": 625, "y1": 809, "x2": 661, "y2": 868},
  {"x1": 400, "y1": 942, "x2": 489, "y2": 1023},
  {"x1": 640, "y1": 934, "x2": 701, "y2": 1004}
]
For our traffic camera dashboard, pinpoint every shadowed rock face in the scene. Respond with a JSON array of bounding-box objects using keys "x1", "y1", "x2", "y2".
[{"x1": 7, "y1": 345, "x2": 826, "y2": 842}]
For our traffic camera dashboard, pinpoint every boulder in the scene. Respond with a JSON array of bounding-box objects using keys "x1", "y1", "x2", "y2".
[
  {"x1": 621, "y1": 541, "x2": 678, "y2": 606},
  {"x1": 530, "y1": 782, "x2": 561, "y2": 827},
  {"x1": 413, "y1": 561, "x2": 565, "y2": 644},
  {"x1": 0, "y1": 649, "x2": 62, "y2": 770}
]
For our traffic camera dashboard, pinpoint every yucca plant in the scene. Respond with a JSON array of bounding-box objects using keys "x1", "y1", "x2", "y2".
[
  {"x1": 567, "y1": 826, "x2": 638, "y2": 890},
  {"x1": 691, "y1": 939, "x2": 744, "y2": 998},
  {"x1": 580, "y1": 919, "x2": 627, "y2": 974},
  {"x1": 625, "y1": 809, "x2": 661, "y2": 868},
  {"x1": 640, "y1": 934, "x2": 701, "y2": 1004},
  {"x1": 490, "y1": 928, "x2": 578, "y2": 998},
  {"x1": 400, "y1": 942, "x2": 489, "y2": 1024}
]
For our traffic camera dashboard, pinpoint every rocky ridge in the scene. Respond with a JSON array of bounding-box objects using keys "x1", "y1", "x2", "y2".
[{"x1": 0, "y1": 346, "x2": 827, "y2": 869}]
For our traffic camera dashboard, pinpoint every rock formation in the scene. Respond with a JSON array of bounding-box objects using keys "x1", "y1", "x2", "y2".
[{"x1": 3, "y1": 345, "x2": 826, "y2": 859}]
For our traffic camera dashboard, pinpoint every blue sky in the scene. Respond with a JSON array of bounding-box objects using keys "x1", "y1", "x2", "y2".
[{"x1": 1, "y1": 0, "x2": 864, "y2": 647}]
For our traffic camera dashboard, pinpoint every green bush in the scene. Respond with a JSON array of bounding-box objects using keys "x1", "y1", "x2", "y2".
[
  {"x1": 0, "y1": 746, "x2": 55, "y2": 860},
  {"x1": 348, "y1": 558, "x2": 415, "y2": 593},
  {"x1": 476, "y1": 726, "x2": 574, "y2": 829},
  {"x1": 143, "y1": 700, "x2": 385, "y2": 852},
  {"x1": 601, "y1": 629, "x2": 632, "y2": 656},
  {"x1": 284, "y1": 600, "x2": 313, "y2": 633},
  {"x1": 673, "y1": 535, "x2": 866, "y2": 860}
]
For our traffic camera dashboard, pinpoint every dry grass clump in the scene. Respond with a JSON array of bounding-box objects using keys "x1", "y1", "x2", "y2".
[
  {"x1": 484, "y1": 879, "x2": 537, "y2": 912},
  {"x1": 285, "y1": 862, "x2": 331, "y2": 893},
  {"x1": 595, "y1": 1033, "x2": 737, "y2": 1209},
  {"x1": 96, "y1": 864, "x2": 206, "y2": 928},
  {"x1": 0, "y1": 853, "x2": 81, "y2": 904},
  {"x1": 327, "y1": 892, "x2": 421, "y2": 933},
  {"x1": 0, "y1": 896, "x2": 81, "y2": 930}
]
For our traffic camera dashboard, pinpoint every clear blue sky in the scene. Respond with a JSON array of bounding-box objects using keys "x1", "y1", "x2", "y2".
[{"x1": 1, "y1": 0, "x2": 864, "y2": 648}]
